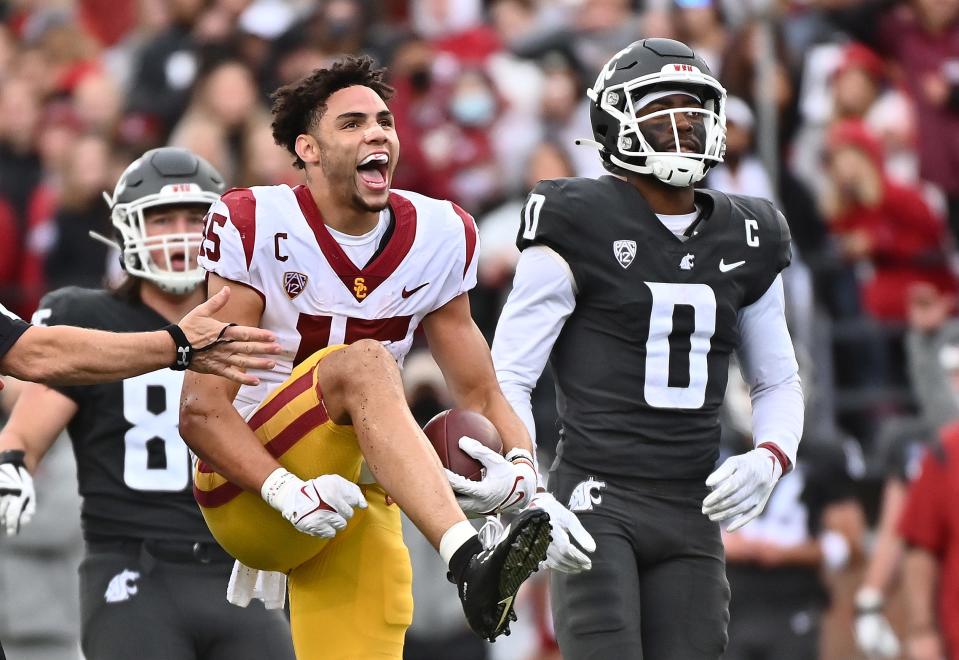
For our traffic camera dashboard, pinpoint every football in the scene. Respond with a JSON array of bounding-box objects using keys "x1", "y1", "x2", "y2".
[{"x1": 423, "y1": 409, "x2": 503, "y2": 481}]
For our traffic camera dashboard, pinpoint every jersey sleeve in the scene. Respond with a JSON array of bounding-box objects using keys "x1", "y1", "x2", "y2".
[
  {"x1": 740, "y1": 199, "x2": 794, "y2": 306},
  {"x1": 35, "y1": 288, "x2": 97, "y2": 329},
  {"x1": 429, "y1": 202, "x2": 480, "y2": 311},
  {"x1": 0, "y1": 303, "x2": 29, "y2": 360},
  {"x1": 198, "y1": 188, "x2": 262, "y2": 293},
  {"x1": 451, "y1": 202, "x2": 479, "y2": 296},
  {"x1": 33, "y1": 288, "x2": 100, "y2": 403},
  {"x1": 774, "y1": 209, "x2": 793, "y2": 273},
  {"x1": 515, "y1": 180, "x2": 586, "y2": 289}
]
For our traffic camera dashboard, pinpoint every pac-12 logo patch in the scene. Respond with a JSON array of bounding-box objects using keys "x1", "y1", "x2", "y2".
[
  {"x1": 613, "y1": 240, "x2": 637, "y2": 269},
  {"x1": 283, "y1": 272, "x2": 308, "y2": 299}
]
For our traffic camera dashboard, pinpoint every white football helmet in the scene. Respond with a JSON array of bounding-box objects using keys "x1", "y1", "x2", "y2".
[{"x1": 106, "y1": 147, "x2": 225, "y2": 295}]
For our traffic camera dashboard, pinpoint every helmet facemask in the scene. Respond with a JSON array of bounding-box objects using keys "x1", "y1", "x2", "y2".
[
  {"x1": 110, "y1": 188, "x2": 219, "y2": 296},
  {"x1": 588, "y1": 66, "x2": 727, "y2": 187}
]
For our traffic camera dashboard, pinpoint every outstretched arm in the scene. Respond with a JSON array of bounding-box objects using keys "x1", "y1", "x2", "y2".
[{"x1": 0, "y1": 287, "x2": 279, "y2": 386}]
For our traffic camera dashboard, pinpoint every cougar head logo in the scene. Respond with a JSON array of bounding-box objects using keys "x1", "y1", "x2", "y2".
[{"x1": 568, "y1": 477, "x2": 607, "y2": 512}]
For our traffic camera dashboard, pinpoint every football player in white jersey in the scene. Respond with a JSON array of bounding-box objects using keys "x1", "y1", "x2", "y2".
[{"x1": 180, "y1": 56, "x2": 565, "y2": 657}]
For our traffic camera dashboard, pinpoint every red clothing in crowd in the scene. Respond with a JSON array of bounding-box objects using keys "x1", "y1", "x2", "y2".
[
  {"x1": 831, "y1": 179, "x2": 956, "y2": 320},
  {"x1": 899, "y1": 422, "x2": 959, "y2": 660},
  {"x1": 879, "y1": 7, "x2": 959, "y2": 197}
]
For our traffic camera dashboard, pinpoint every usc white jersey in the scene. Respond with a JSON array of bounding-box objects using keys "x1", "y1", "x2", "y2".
[{"x1": 198, "y1": 184, "x2": 478, "y2": 418}]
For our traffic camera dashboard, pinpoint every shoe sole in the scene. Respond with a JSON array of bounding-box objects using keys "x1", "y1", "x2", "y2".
[{"x1": 488, "y1": 509, "x2": 552, "y2": 641}]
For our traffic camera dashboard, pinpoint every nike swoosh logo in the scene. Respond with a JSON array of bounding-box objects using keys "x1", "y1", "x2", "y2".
[
  {"x1": 719, "y1": 259, "x2": 746, "y2": 272},
  {"x1": 495, "y1": 595, "x2": 516, "y2": 631},
  {"x1": 299, "y1": 485, "x2": 316, "y2": 502},
  {"x1": 401, "y1": 282, "x2": 429, "y2": 298}
]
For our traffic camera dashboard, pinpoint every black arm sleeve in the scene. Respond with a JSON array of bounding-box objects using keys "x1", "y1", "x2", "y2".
[{"x1": 0, "y1": 306, "x2": 30, "y2": 361}]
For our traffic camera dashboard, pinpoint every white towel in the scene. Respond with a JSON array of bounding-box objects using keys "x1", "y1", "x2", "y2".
[{"x1": 226, "y1": 560, "x2": 287, "y2": 610}]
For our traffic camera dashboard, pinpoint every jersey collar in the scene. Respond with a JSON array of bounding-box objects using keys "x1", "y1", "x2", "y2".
[
  {"x1": 294, "y1": 185, "x2": 417, "y2": 302},
  {"x1": 605, "y1": 176, "x2": 725, "y2": 245}
]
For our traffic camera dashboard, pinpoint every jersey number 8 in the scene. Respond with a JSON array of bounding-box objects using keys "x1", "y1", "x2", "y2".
[{"x1": 122, "y1": 370, "x2": 191, "y2": 491}]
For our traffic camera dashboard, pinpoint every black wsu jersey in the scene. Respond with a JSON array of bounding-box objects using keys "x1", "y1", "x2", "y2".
[
  {"x1": 38, "y1": 288, "x2": 213, "y2": 542},
  {"x1": 519, "y1": 176, "x2": 791, "y2": 480}
]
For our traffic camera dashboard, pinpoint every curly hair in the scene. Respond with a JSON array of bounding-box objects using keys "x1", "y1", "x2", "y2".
[{"x1": 271, "y1": 55, "x2": 395, "y2": 170}]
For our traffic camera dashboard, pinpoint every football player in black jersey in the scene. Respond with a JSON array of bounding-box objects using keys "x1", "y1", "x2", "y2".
[
  {"x1": 494, "y1": 39, "x2": 805, "y2": 659},
  {"x1": 0, "y1": 148, "x2": 295, "y2": 660}
]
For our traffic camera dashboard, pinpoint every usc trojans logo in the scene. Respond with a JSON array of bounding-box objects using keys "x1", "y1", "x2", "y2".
[{"x1": 353, "y1": 277, "x2": 368, "y2": 299}]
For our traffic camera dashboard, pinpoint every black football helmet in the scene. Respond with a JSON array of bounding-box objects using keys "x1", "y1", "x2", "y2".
[
  {"x1": 584, "y1": 38, "x2": 726, "y2": 187},
  {"x1": 106, "y1": 147, "x2": 225, "y2": 294}
]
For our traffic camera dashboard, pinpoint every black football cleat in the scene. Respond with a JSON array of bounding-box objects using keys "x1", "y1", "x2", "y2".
[{"x1": 456, "y1": 508, "x2": 552, "y2": 641}]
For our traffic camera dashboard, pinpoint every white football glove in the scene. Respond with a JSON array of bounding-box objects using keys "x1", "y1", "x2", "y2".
[
  {"x1": 702, "y1": 447, "x2": 783, "y2": 532},
  {"x1": 261, "y1": 468, "x2": 367, "y2": 538},
  {"x1": 0, "y1": 450, "x2": 36, "y2": 535},
  {"x1": 528, "y1": 491, "x2": 596, "y2": 573},
  {"x1": 854, "y1": 588, "x2": 901, "y2": 659},
  {"x1": 445, "y1": 438, "x2": 537, "y2": 516}
]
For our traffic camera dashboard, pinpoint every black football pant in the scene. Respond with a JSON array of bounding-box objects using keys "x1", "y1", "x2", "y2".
[
  {"x1": 79, "y1": 539, "x2": 295, "y2": 660},
  {"x1": 549, "y1": 462, "x2": 730, "y2": 660},
  {"x1": 724, "y1": 603, "x2": 821, "y2": 660}
]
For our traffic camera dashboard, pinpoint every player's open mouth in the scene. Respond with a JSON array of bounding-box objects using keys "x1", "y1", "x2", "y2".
[
  {"x1": 357, "y1": 152, "x2": 390, "y2": 192},
  {"x1": 169, "y1": 252, "x2": 187, "y2": 271}
]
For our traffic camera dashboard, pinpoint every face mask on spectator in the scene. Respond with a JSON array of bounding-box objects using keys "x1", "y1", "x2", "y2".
[
  {"x1": 325, "y1": 18, "x2": 357, "y2": 40},
  {"x1": 451, "y1": 91, "x2": 495, "y2": 127},
  {"x1": 409, "y1": 67, "x2": 432, "y2": 93}
]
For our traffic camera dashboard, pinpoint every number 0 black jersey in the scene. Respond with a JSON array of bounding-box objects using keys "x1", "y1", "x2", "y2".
[
  {"x1": 39, "y1": 287, "x2": 213, "y2": 543},
  {"x1": 517, "y1": 176, "x2": 791, "y2": 480}
]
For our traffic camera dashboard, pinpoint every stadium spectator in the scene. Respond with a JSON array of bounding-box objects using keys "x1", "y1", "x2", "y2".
[
  {"x1": 705, "y1": 95, "x2": 775, "y2": 202},
  {"x1": 723, "y1": 437, "x2": 866, "y2": 660},
  {"x1": 43, "y1": 134, "x2": 116, "y2": 292},
  {"x1": 898, "y1": 420, "x2": 959, "y2": 660},
  {"x1": 169, "y1": 58, "x2": 270, "y2": 186},
  {"x1": 822, "y1": 120, "x2": 956, "y2": 322}
]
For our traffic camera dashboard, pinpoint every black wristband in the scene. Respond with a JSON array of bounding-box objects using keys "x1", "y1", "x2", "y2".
[
  {"x1": 0, "y1": 449, "x2": 26, "y2": 466},
  {"x1": 163, "y1": 324, "x2": 193, "y2": 371}
]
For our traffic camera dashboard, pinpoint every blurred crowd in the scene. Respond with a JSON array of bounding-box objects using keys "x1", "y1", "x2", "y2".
[{"x1": 1, "y1": 0, "x2": 959, "y2": 659}]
